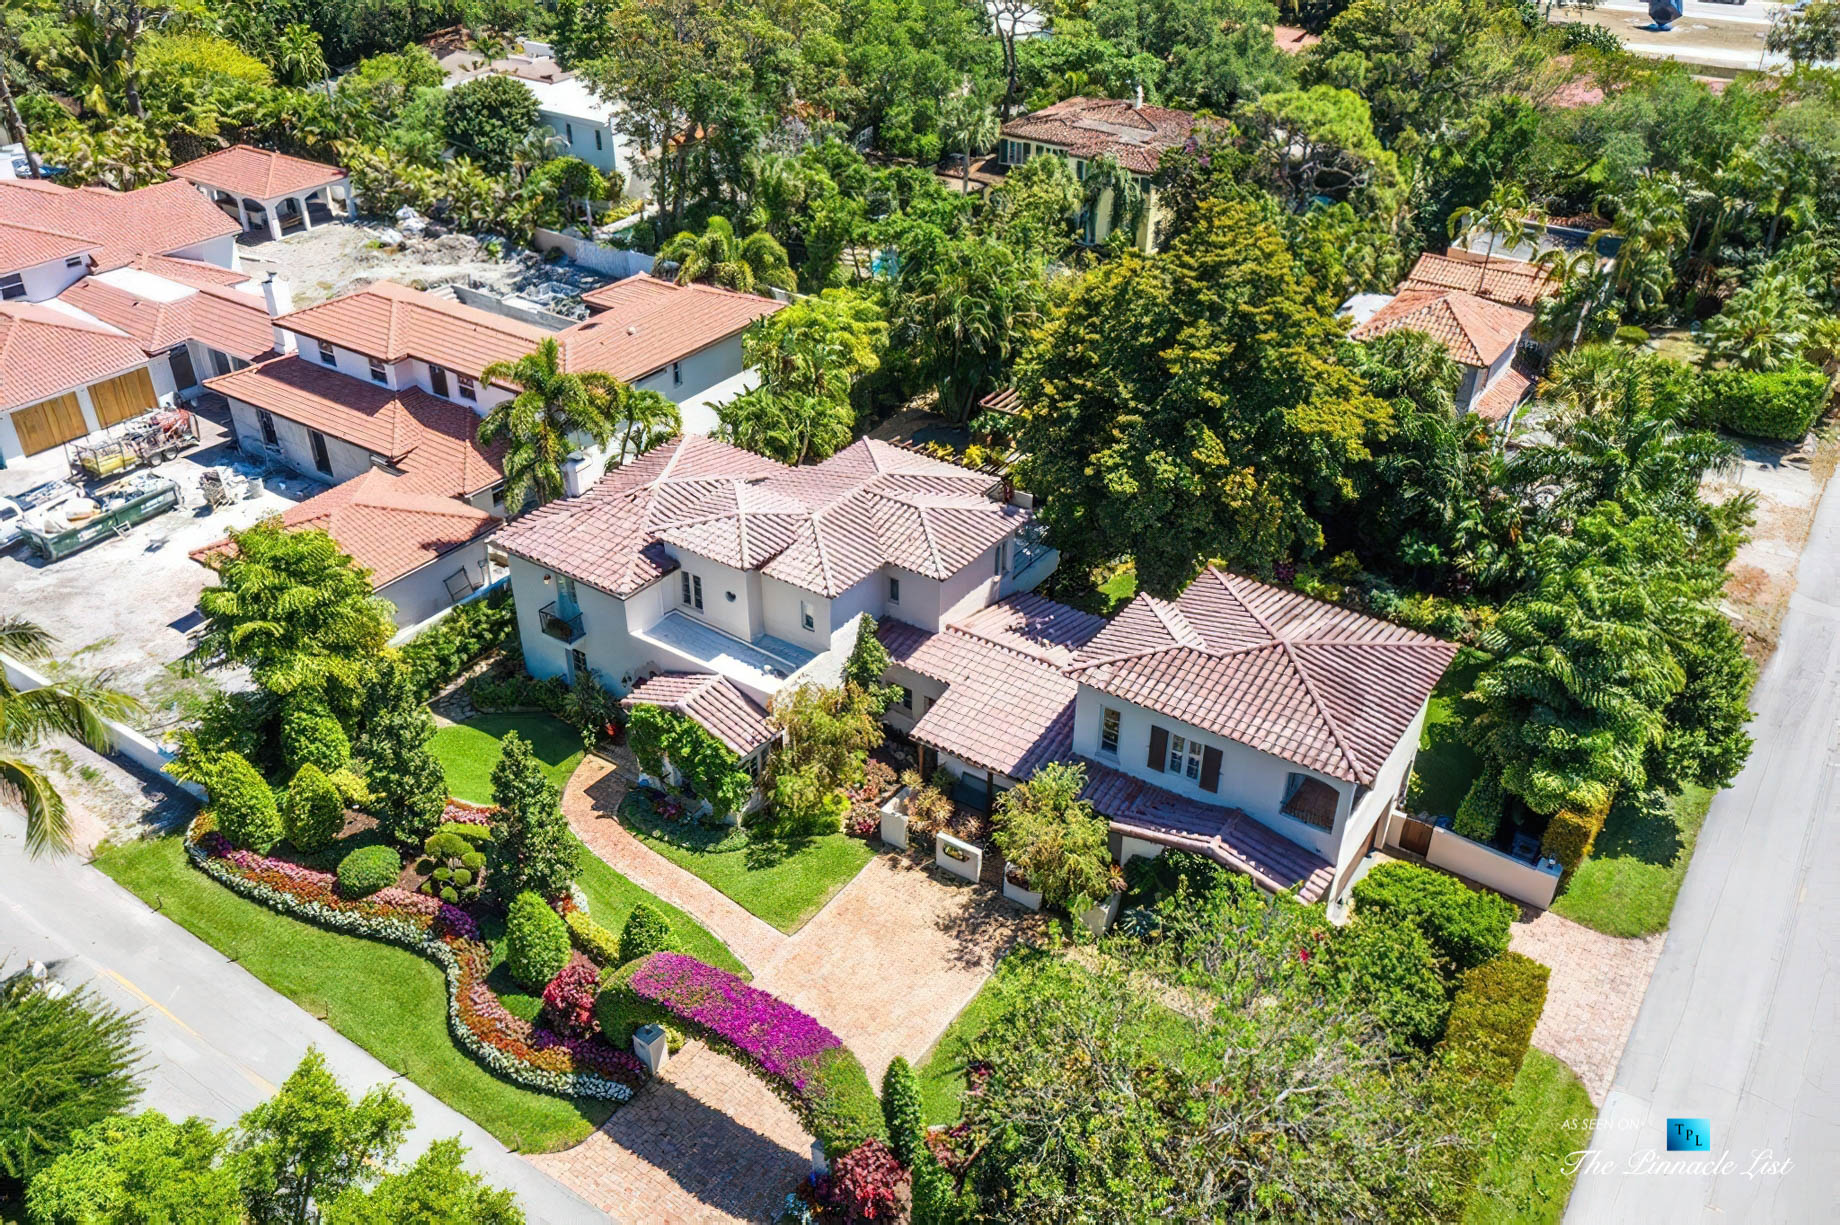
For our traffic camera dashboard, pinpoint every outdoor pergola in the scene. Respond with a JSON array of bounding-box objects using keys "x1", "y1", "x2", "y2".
[{"x1": 168, "y1": 145, "x2": 355, "y2": 243}]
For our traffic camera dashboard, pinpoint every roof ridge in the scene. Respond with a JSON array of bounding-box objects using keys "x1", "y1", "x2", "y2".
[
  {"x1": 1211, "y1": 568, "x2": 1280, "y2": 641},
  {"x1": 1277, "y1": 637, "x2": 1364, "y2": 784},
  {"x1": 940, "y1": 625, "x2": 1069, "y2": 674},
  {"x1": 913, "y1": 503, "x2": 944, "y2": 577}
]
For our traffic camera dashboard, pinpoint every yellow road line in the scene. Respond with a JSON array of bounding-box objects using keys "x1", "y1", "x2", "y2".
[{"x1": 96, "y1": 966, "x2": 276, "y2": 1095}]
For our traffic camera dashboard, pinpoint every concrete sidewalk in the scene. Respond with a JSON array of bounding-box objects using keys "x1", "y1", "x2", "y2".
[
  {"x1": 0, "y1": 811, "x2": 608, "y2": 1224},
  {"x1": 1563, "y1": 474, "x2": 1840, "y2": 1222}
]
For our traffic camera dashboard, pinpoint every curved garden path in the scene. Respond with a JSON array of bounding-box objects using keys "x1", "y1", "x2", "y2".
[{"x1": 553, "y1": 748, "x2": 1039, "y2": 1221}]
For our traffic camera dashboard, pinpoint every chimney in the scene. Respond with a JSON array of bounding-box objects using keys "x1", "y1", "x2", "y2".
[{"x1": 261, "y1": 271, "x2": 296, "y2": 355}]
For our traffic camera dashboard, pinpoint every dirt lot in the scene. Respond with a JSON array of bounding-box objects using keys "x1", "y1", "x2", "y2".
[
  {"x1": 1706, "y1": 429, "x2": 1837, "y2": 658},
  {"x1": 237, "y1": 221, "x2": 615, "y2": 309}
]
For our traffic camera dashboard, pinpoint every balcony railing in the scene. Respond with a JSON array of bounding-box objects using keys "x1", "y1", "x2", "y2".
[{"x1": 539, "y1": 601, "x2": 584, "y2": 643}]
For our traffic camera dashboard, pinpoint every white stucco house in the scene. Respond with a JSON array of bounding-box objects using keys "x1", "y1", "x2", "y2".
[{"x1": 441, "y1": 45, "x2": 639, "y2": 189}]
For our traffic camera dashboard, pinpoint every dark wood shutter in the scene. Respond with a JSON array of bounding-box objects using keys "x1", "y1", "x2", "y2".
[
  {"x1": 1146, "y1": 725, "x2": 1168, "y2": 772},
  {"x1": 1200, "y1": 746, "x2": 1222, "y2": 793}
]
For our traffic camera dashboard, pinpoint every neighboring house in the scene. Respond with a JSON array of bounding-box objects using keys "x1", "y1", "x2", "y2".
[
  {"x1": 440, "y1": 43, "x2": 636, "y2": 187},
  {"x1": 1346, "y1": 248, "x2": 1559, "y2": 428},
  {"x1": 169, "y1": 144, "x2": 354, "y2": 242},
  {"x1": 192, "y1": 467, "x2": 499, "y2": 626},
  {"x1": 491, "y1": 434, "x2": 1054, "y2": 708},
  {"x1": 880, "y1": 568, "x2": 1459, "y2": 905},
  {"x1": 0, "y1": 176, "x2": 242, "y2": 278},
  {"x1": 995, "y1": 95, "x2": 1203, "y2": 251}
]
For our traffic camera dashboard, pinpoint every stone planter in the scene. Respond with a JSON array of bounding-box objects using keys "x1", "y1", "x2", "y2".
[
  {"x1": 1001, "y1": 864, "x2": 1043, "y2": 911},
  {"x1": 935, "y1": 833, "x2": 982, "y2": 882},
  {"x1": 879, "y1": 787, "x2": 911, "y2": 849},
  {"x1": 1080, "y1": 891, "x2": 1124, "y2": 938}
]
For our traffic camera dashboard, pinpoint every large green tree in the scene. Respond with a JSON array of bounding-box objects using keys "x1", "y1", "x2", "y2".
[
  {"x1": 1014, "y1": 198, "x2": 1388, "y2": 595},
  {"x1": 441, "y1": 73, "x2": 539, "y2": 173},
  {"x1": 489, "y1": 733, "x2": 579, "y2": 900},
  {"x1": 23, "y1": 1112, "x2": 239, "y2": 1225},
  {"x1": 478, "y1": 337, "x2": 644, "y2": 509}
]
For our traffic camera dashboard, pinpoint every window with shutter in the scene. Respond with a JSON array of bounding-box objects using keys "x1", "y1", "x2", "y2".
[
  {"x1": 1146, "y1": 725, "x2": 1168, "y2": 772},
  {"x1": 1200, "y1": 746, "x2": 1222, "y2": 793}
]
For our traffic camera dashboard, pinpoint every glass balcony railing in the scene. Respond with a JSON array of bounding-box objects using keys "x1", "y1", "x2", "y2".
[{"x1": 538, "y1": 601, "x2": 584, "y2": 643}]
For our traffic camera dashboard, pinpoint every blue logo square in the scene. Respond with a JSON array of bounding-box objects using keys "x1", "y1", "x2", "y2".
[{"x1": 1666, "y1": 1118, "x2": 1710, "y2": 1152}]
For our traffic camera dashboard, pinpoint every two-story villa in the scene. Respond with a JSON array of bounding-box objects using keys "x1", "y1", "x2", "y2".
[{"x1": 880, "y1": 568, "x2": 1458, "y2": 904}]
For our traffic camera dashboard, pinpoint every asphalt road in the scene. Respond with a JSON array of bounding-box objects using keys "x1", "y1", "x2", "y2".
[
  {"x1": 1563, "y1": 474, "x2": 1840, "y2": 1221},
  {"x1": 0, "y1": 810, "x2": 609, "y2": 1224}
]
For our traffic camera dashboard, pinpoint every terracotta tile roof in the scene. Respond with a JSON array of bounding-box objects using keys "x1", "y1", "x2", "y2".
[
  {"x1": 879, "y1": 615, "x2": 1078, "y2": 779},
  {"x1": 999, "y1": 96, "x2": 1204, "y2": 175},
  {"x1": 1402, "y1": 250, "x2": 1559, "y2": 309},
  {"x1": 0, "y1": 219, "x2": 96, "y2": 278},
  {"x1": 949, "y1": 592, "x2": 1107, "y2": 667},
  {"x1": 193, "y1": 468, "x2": 494, "y2": 587},
  {"x1": 123, "y1": 252, "x2": 253, "y2": 289},
  {"x1": 0, "y1": 178, "x2": 240, "y2": 272},
  {"x1": 1349, "y1": 288, "x2": 1534, "y2": 367},
  {"x1": 203, "y1": 355, "x2": 504, "y2": 497},
  {"x1": 57, "y1": 274, "x2": 276, "y2": 361},
  {"x1": 277, "y1": 281, "x2": 553, "y2": 378},
  {"x1": 563, "y1": 275, "x2": 782, "y2": 381},
  {"x1": 169, "y1": 144, "x2": 347, "y2": 200},
  {"x1": 1473, "y1": 366, "x2": 1535, "y2": 424},
  {"x1": 494, "y1": 436, "x2": 1025, "y2": 600},
  {"x1": 1068, "y1": 568, "x2": 1458, "y2": 786},
  {"x1": 0, "y1": 301, "x2": 148, "y2": 412},
  {"x1": 619, "y1": 672, "x2": 778, "y2": 757},
  {"x1": 1078, "y1": 760, "x2": 1334, "y2": 901}
]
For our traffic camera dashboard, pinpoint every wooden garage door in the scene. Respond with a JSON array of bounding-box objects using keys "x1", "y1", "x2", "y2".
[
  {"x1": 89, "y1": 368, "x2": 157, "y2": 427},
  {"x1": 10, "y1": 392, "x2": 88, "y2": 456}
]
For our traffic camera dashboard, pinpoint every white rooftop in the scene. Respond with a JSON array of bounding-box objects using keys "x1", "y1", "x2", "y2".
[{"x1": 94, "y1": 266, "x2": 197, "y2": 304}]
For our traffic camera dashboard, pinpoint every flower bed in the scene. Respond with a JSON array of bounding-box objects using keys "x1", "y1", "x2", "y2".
[
  {"x1": 187, "y1": 825, "x2": 645, "y2": 1102},
  {"x1": 603, "y1": 951, "x2": 885, "y2": 1157}
]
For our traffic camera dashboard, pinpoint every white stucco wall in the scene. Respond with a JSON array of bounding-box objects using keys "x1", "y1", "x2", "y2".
[
  {"x1": 628, "y1": 334, "x2": 747, "y2": 406},
  {"x1": 167, "y1": 233, "x2": 238, "y2": 269},
  {"x1": 665, "y1": 551, "x2": 761, "y2": 642},
  {"x1": 377, "y1": 542, "x2": 494, "y2": 626},
  {"x1": 761, "y1": 574, "x2": 832, "y2": 651},
  {"x1": 227, "y1": 394, "x2": 377, "y2": 482},
  {"x1": 507, "y1": 553, "x2": 669, "y2": 693},
  {"x1": 14, "y1": 256, "x2": 89, "y2": 302}
]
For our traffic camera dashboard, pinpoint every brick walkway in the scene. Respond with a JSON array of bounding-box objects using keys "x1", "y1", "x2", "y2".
[
  {"x1": 547, "y1": 745, "x2": 1039, "y2": 1220},
  {"x1": 1509, "y1": 911, "x2": 1666, "y2": 1105},
  {"x1": 527, "y1": 1040, "x2": 811, "y2": 1225}
]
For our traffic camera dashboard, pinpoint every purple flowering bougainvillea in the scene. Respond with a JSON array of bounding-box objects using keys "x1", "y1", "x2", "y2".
[{"x1": 629, "y1": 952, "x2": 842, "y2": 1090}]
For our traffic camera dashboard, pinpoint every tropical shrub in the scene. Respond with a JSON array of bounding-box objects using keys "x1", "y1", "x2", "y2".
[
  {"x1": 279, "y1": 700, "x2": 352, "y2": 774},
  {"x1": 490, "y1": 734, "x2": 579, "y2": 900},
  {"x1": 1330, "y1": 914, "x2": 1451, "y2": 1050},
  {"x1": 564, "y1": 909, "x2": 624, "y2": 968},
  {"x1": 765, "y1": 682, "x2": 881, "y2": 832},
  {"x1": 336, "y1": 845, "x2": 402, "y2": 898},
  {"x1": 1350, "y1": 862, "x2": 1516, "y2": 974},
  {"x1": 541, "y1": 959, "x2": 601, "y2": 1038},
  {"x1": 1692, "y1": 364, "x2": 1830, "y2": 441},
  {"x1": 991, "y1": 762, "x2": 1112, "y2": 915},
  {"x1": 210, "y1": 752, "x2": 282, "y2": 853},
  {"x1": 400, "y1": 593, "x2": 516, "y2": 699},
  {"x1": 1439, "y1": 952, "x2": 1550, "y2": 1086},
  {"x1": 280, "y1": 763, "x2": 344, "y2": 853},
  {"x1": 600, "y1": 952, "x2": 886, "y2": 1157},
  {"x1": 506, "y1": 892, "x2": 571, "y2": 990},
  {"x1": 820, "y1": 1137, "x2": 907, "y2": 1221},
  {"x1": 1539, "y1": 796, "x2": 1612, "y2": 874},
  {"x1": 618, "y1": 904, "x2": 672, "y2": 965},
  {"x1": 558, "y1": 679, "x2": 621, "y2": 752},
  {"x1": 466, "y1": 671, "x2": 569, "y2": 714},
  {"x1": 880, "y1": 1056, "x2": 925, "y2": 1167}
]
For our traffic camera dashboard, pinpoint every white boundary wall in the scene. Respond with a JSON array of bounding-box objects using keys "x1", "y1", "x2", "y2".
[{"x1": 1, "y1": 653, "x2": 205, "y2": 800}]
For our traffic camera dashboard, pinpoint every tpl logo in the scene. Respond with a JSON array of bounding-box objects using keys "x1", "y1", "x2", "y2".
[{"x1": 1666, "y1": 1118, "x2": 1711, "y2": 1152}]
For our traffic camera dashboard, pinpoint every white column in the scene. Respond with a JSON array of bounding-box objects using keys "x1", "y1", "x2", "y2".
[
  {"x1": 266, "y1": 200, "x2": 282, "y2": 243},
  {"x1": 73, "y1": 385, "x2": 103, "y2": 436},
  {"x1": 235, "y1": 197, "x2": 250, "y2": 231}
]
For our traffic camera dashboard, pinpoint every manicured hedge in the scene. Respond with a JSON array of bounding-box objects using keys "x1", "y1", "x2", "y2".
[
  {"x1": 1540, "y1": 796, "x2": 1611, "y2": 875},
  {"x1": 1694, "y1": 365, "x2": 1831, "y2": 441},
  {"x1": 1439, "y1": 952, "x2": 1551, "y2": 1086},
  {"x1": 566, "y1": 908, "x2": 624, "y2": 967},
  {"x1": 281, "y1": 763, "x2": 344, "y2": 853},
  {"x1": 507, "y1": 891, "x2": 572, "y2": 989},
  {"x1": 211, "y1": 752, "x2": 282, "y2": 853},
  {"x1": 402, "y1": 590, "x2": 517, "y2": 699},
  {"x1": 1452, "y1": 770, "x2": 1504, "y2": 844},
  {"x1": 618, "y1": 903, "x2": 672, "y2": 964},
  {"x1": 597, "y1": 952, "x2": 886, "y2": 1158},
  {"x1": 337, "y1": 844, "x2": 402, "y2": 898},
  {"x1": 1350, "y1": 862, "x2": 1516, "y2": 974}
]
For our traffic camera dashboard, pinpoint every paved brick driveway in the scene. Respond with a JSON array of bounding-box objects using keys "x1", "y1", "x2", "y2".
[
  {"x1": 1510, "y1": 911, "x2": 1666, "y2": 1104},
  {"x1": 544, "y1": 749, "x2": 1038, "y2": 1220}
]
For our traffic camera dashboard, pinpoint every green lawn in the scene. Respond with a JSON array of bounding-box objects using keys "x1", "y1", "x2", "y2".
[
  {"x1": 1552, "y1": 785, "x2": 1713, "y2": 937},
  {"x1": 915, "y1": 948, "x2": 1052, "y2": 1125},
  {"x1": 1464, "y1": 1050, "x2": 1597, "y2": 1225},
  {"x1": 620, "y1": 794, "x2": 875, "y2": 934},
  {"x1": 429, "y1": 714, "x2": 583, "y2": 803},
  {"x1": 1405, "y1": 647, "x2": 1488, "y2": 820},
  {"x1": 94, "y1": 833, "x2": 743, "y2": 1150}
]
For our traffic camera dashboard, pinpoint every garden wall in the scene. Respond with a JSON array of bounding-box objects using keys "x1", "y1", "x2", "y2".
[
  {"x1": 0, "y1": 651, "x2": 204, "y2": 800},
  {"x1": 1383, "y1": 811, "x2": 1561, "y2": 909},
  {"x1": 531, "y1": 227, "x2": 656, "y2": 279}
]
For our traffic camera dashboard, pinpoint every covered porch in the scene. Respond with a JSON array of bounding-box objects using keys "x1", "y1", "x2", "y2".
[{"x1": 169, "y1": 145, "x2": 355, "y2": 243}]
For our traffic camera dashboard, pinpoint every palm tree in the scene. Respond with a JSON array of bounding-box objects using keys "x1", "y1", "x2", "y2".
[
  {"x1": 606, "y1": 384, "x2": 681, "y2": 469},
  {"x1": 1593, "y1": 174, "x2": 1688, "y2": 315},
  {"x1": 940, "y1": 86, "x2": 1000, "y2": 196},
  {"x1": 713, "y1": 387, "x2": 853, "y2": 465},
  {"x1": 1, "y1": 617, "x2": 143, "y2": 856},
  {"x1": 1447, "y1": 182, "x2": 1533, "y2": 272},
  {"x1": 1532, "y1": 246, "x2": 1608, "y2": 349},
  {"x1": 659, "y1": 217, "x2": 795, "y2": 296},
  {"x1": 478, "y1": 337, "x2": 624, "y2": 510}
]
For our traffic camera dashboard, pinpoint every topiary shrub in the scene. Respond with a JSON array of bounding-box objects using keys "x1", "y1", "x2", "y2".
[
  {"x1": 1451, "y1": 769, "x2": 1504, "y2": 843},
  {"x1": 420, "y1": 830, "x2": 486, "y2": 901},
  {"x1": 326, "y1": 766, "x2": 371, "y2": 809},
  {"x1": 592, "y1": 975, "x2": 656, "y2": 1049},
  {"x1": 1540, "y1": 797, "x2": 1610, "y2": 875},
  {"x1": 210, "y1": 752, "x2": 282, "y2": 853},
  {"x1": 618, "y1": 904, "x2": 672, "y2": 965},
  {"x1": 337, "y1": 844, "x2": 402, "y2": 898},
  {"x1": 880, "y1": 1056, "x2": 925, "y2": 1166},
  {"x1": 1349, "y1": 861, "x2": 1516, "y2": 975},
  {"x1": 280, "y1": 762, "x2": 344, "y2": 853},
  {"x1": 506, "y1": 891, "x2": 571, "y2": 989},
  {"x1": 565, "y1": 909, "x2": 624, "y2": 967},
  {"x1": 279, "y1": 700, "x2": 352, "y2": 775},
  {"x1": 1438, "y1": 951, "x2": 1550, "y2": 1085}
]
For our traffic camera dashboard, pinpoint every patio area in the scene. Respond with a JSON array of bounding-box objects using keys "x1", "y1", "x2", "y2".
[{"x1": 633, "y1": 610, "x2": 816, "y2": 697}]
